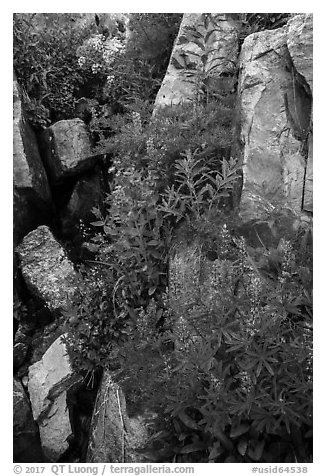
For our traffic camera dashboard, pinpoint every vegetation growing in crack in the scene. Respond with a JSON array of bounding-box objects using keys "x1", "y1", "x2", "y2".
[{"x1": 14, "y1": 12, "x2": 312, "y2": 463}]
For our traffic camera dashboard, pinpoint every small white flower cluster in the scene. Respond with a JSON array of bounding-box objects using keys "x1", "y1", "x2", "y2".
[
  {"x1": 78, "y1": 56, "x2": 86, "y2": 67},
  {"x1": 234, "y1": 236, "x2": 251, "y2": 273},
  {"x1": 88, "y1": 34, "x2": 106, "y2": 52},
  {"x1": 106, "y1": 74, "x2": 115, "y2": 86},
  {"x1": 146, "y1": 137, "x2": 155, "y2": 155},
  {"x1": 102, "y1": 38, "x2": 125, "y2": 64},
  {"x1": 238, "y1": 370, "x2": 254, "y2": 395},
  {"x1": 278, "y1": 239, "x2": 295, "y2": 285},
  {"x1": 136, "y1": 302, "x2": 156, "y2": 342},
  {"x1": 132, "y1": 111, "x2": 142, "y2": 133},
  {"x1": 174, "y1": 315, "x2": 193, "y2": 352},
  {"x1": 246, "y1": 273, "x2": 263, "y2": 336},
  {"x1": 219, "y1": 224, "x2": 232, "y2": 258},
  {"x1": 91, "y1": 63, "x2": 102, "y2": 74},
  {"x1": 209, "y1": 373, "x2": 223, "y2": 394}
]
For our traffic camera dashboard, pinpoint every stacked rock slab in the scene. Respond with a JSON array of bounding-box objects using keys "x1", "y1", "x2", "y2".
[
  {"x1": 154, "y1": 13, "x2": 239, "y2": 108},
  {"x1": 15, "y1": 225, "x2": 79, "y2": 313},
  {"x1": 40, "y1": 118, "x2": 97, "y2": 184},
  {"x1": 87, "y1": 370, "x2": 151, "y2": 463},
  {"x1": 13, "y1": 75, "x2": 52, "y2": 244},
  {"x1": 28, "y1": 335, "x2": 83, "y2": 461},
  {"x1": 238, "y1": 15, "x2": 313, "y2": 220}
]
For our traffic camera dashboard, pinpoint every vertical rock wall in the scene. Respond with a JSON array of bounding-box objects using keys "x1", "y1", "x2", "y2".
[
  {"x1": 154, "y1": 13, "x2": 240, "y2": 108},
  {"x1": 237, "y1": 15, "x2": 312, "y2": 220}
]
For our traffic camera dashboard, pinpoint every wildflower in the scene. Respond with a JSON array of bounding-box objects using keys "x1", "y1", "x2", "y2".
[
  {"x1": 209, "y1": 374, "x2": 223, "y2": 394},
  {"x1": 238, "y1": 370, "x2": 254, "y2": 394},
  {"x1": 91, "y1": 63, "x2": 102, "y2": 74},
  {"x1": 78, "y1": 56, "x2": 86, "y2": 67},
  {"x1": 132, "y1": 111, "x2": 142, "y2": 133},
  {"x1": 174, "y1": 315, "x2": 193, "y2": 351},
  {"x1": 146, "y1": 137, "x2": 155, "y2": 155},
  {"x1": 278, "y1": 239, "x2": 295, "y2": 285},
  {"x1": 106, "y1": 75, "x2": 115, "y2": 86}
]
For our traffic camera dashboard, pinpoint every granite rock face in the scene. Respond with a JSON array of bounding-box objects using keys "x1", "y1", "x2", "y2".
[
  {"x1": 154, "y1": 13, "x2": 239, "y2": 108},
  {"x1": 87, "y1": 370, "x2": 152, "y2": 463},
  {"x1": 40, "y1": 118, "x2": 97, "y2": 184},
  {"x1": 237, "y1": 20, "x2": 313, "y2": 220},
  {"x1": 287, "y1": 14, "x2": 313, "y2": 94},
  {"x1": 15, "y1": 225, "x2": 79, "y2": 313},
  {"x1": 13, "y1": 378, "x2": 43, "y2": 462},
  {"x1": 28, "y1": 335, "x2": 83, "y2": 461},
  {"x1": 13, "y1": 75, "x2": 53, "y2": 245}
]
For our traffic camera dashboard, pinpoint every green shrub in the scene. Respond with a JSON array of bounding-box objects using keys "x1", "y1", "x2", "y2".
[
  {"x1": 114, "y1": 227, "x2": 312, "y2": 463},
  {"x1": 13, "y1": 13, "x2": 97, "y2": 128}
]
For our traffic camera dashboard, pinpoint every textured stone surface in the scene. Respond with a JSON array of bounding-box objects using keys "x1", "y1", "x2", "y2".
[
  {"x1": 287, "y1": 14, "x2": 313, "y2": 93},
  {"x1": 28, "y1": 335, "x2": 82, "y2": 461},
  {"x1": 13, "y1": 75, "x2": 53, "y2": 244},
  {"x1": 303, "y1": 134, "x2": 313, "y2": 212},
  {"x1": 154, "y1": 13, "x2": 239, "y2": 108},
  {"x1": 238, "y1": 23, "x2": 312, "y2": 220},
  {"x1": 40, "y1": 118, "x2": 97, "y2": 183},
  {"x1": 13, "y1": 378, "x2": 43, "y2": 462},
  {"x1": 16, "y1": 225, "x2": 79, "y2": 313},
  {"x1": 87, "y1": 370, "x2": 151, "y2": 463}
]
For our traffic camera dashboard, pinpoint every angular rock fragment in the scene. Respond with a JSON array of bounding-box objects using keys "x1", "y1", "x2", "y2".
[
  {"x1": 87, "y1": 370, "x2": 152, "y2": 463},
  {"x1": 13, "y1": 75, "x2": 53, "y2": 244},
  {"x1": 28, "y1": 335, "x2": 82, "y2": 461},
  {"x1": 16, "y1": 225, "x2": 79, "y2": 313},
  {"x1": 40, "y1": 118, "x2": 97, "y2": 184}
]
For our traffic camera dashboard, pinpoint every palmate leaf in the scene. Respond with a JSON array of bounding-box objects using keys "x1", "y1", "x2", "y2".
[{"x1": 230, "y1": 423, "x2": 250, "y2": 438}]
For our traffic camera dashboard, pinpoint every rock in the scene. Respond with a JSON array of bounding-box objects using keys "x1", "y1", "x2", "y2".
[
  {"x1": 287, "y1": 14, "x2": 313, "y2": 93},
  {"x1": 14, "y1": 342, "x2": 29, "y2": 369},
  {"x1": 238, "y1": 25, "x2": 312, "y2": 220},
  {"x1": 87, "y1": 370, "x2": 152, "y2": 463},
  {"x1": 303, "y1": 134, "x2": 313, "y2": 212},
  {"x1": 13, "y1": 74, "x2": 53, "y2": 245},
  {"x1": 28, "y1": 335, "x2": 83, "y2": 461},
  {"x1": 60, "y1": 167, "x2": 106, "y2": 238},
  {"x1": 39, "y1": 118, "x2": 97, "y2": 184},
  {"x1": 13, "y1": 378, "x2": 43, "y2": 462},
  {"x1": 16, "y1": 225, "x2": 79, "y2": 313},
  {"x1": 154, "y1": 13, "x2": 239, "y2": 108}
]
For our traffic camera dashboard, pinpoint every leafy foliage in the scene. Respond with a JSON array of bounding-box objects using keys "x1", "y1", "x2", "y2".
[
  {"x1": 42, "y1": 12, "x2": 312, "y2": 463},
  {"x1": 114, "y1": 227, "x2": 312, "y2": 463},
  {"x1": 13, "y1": 14, "x2": 97, "y2": 128}
]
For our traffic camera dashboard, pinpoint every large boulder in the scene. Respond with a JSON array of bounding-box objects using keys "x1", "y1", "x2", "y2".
[
  {"x1": 13, "y1": 75, "x2": 53, "y2": 245},
  {"x1": 87, "y1": 370, "x2": 151, "y2": 463},
  {"x1": 13, "y1": 378, "x2": 43, "y2": 462},
  {"x1": 154, "y1": 13, "x2": 239, "y2": 108},
  {"x1": 238, "y1": 21, "x2": 313, "y2": 220},
  {"x1": 15, "y1": 225, "x2": 79, "y2": 313},
  {"x1": 39, "y1": 118, "x2": 98, "y2": 184},
  {"x1": 28, "y1": 335, "x2": 83, "y2": 461}
]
